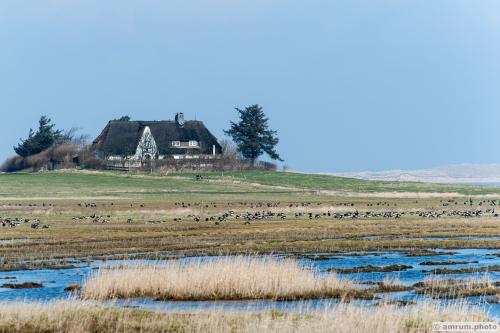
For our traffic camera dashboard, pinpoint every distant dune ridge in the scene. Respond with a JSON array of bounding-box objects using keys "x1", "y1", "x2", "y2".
[{"x1": 329, "y1": 163, "x2": 500, "y2": 184}]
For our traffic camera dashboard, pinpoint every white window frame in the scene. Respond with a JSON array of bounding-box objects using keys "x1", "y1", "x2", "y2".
[
  {"x1": 189, "y1": 140, "x2": 198, "y2": 147},
  {"x1": 172, "y1": 141, "x2": 180, "y2": 147}
]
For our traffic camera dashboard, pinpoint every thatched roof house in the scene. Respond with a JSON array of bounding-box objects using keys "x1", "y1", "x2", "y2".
[{"x1": 92, "y1": 113, "x2": 222, "y2": 162}]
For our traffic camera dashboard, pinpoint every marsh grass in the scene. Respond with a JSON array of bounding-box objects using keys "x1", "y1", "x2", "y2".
[
  {"x1": 419, "y1": 260, "x2": 479, "y2": 266},
  {"x1": 328, "y1": 264, "x2": 413, "y2": 274},
  {"x1": 428, "y1": 265, "x2": 500, "y2": 275},
  {"x1": 1, "y1": 193, "x2": 499, "y2": 265},
  {"x1": 369, "y1": 276, "x2": 413, "y2": 293},
  {"x1": 0, "y1": 300, "x2": 488, "y2": 333},
  {"x1": 82, "y1": 256, "x2": 370, "y2": 301},
  {"x1": 415, "y1": 275, "x2": 499, "y2": 299}
]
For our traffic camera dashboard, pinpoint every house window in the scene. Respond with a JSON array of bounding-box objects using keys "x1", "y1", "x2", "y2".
[
  {"x1": 172, "y1": 141, "x2": 180, "y2": 147},
  {"x1": 189, "y1": 140, "x2": 198, "y2": 147},
  {"x1": 143, "y1": 142, "x2": 153, "y2": 153}
]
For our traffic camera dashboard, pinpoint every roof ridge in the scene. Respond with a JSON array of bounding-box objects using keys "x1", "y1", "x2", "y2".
[{"x1": 109, "y1": 119, "x2": 203, "y2": 123}]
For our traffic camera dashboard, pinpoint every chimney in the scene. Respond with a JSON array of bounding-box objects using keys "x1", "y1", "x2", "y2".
[{"x1": 175, "y1": 113, "x2": 185, "y2": 126}]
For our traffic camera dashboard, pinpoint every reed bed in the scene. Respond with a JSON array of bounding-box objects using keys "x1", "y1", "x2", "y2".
[
  {"x1": 370, "y1": 276, "x2": 413, "y2": 293},
  {"x1": 0, "y1": 300, "x2": 488, "y2": 333},
  {"x1": 82, "y1": 256, "x2": 364, "y2": 301}
]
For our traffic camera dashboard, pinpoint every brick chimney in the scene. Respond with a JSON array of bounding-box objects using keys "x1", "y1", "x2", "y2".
[{"x1": 175, "y1": 113, "x2": 185, "y2": 126}]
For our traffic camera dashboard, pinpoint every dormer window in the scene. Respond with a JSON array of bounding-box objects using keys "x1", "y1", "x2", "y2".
[
  {"x1": 172, "y1": 141, "x2": 180, "y2": 147},
  {"x1": 189, "y1": 140, "x2": 198, "y2": 147}
]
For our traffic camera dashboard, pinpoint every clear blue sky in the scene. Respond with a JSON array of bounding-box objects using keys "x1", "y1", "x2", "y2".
[{"x1": 1, "y1": 0, "x2": 499, "y2": 173}]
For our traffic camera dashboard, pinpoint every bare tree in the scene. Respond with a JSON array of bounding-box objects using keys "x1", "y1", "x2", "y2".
[
  {"x1": 220, "y1": 139, "x2": 240, "y2": 160},
  {"x1": 60, "y1": 127, "x2": 90, "y2": 148}
]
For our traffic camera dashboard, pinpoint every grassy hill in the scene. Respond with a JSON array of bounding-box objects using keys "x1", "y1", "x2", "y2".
[
  {"x1": 172, "y1": 171, "x2": 500, "y2": 195},
  {"x1": 0, "y1": 170, "x2": 500, "y2": 199}
]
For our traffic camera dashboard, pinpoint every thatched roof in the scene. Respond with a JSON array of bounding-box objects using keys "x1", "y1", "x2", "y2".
[{"x1": 92, "y1": 120, "x2": 222, "y2": 156}]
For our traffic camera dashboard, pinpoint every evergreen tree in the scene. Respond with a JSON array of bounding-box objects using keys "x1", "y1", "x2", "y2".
[
  {"x1": 224, "y1": 105, "x2": 282, "y2": 166},
  {"x1": 14, "y1": 116, "x2": 63, "y2": 157}
]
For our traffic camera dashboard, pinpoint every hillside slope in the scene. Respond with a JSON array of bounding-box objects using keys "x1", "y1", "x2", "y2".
[{"x1": 1, "y1": 170, "x2": 500, "y2": 199}]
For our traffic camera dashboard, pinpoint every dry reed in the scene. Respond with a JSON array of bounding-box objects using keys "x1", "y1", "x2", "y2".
[
  {"x1": 0, "y1": 300, "x2": 488, "y2": 333},
  {"x1": 415, "y1": 275, "x2": 499, "y2": 298},
  {"x1": 82, "y1": 256, "x2": 363, "y2": 301}
]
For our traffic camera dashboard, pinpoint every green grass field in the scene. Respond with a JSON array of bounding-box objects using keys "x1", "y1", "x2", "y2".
[
  {"x1": 173, "y1": 170, "x2": 500, "y2": 194},
  {"x1": 1, "y1": 170, "x2": 499, "y2": 199}
]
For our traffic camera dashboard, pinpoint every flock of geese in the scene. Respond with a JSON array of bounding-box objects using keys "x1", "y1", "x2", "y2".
[
  {"x1": 0, "y1": 217, "x2": 48, "y2": 229},
  {"x1": 1, "y1": 198, "x2": 499, "y2": 228},
  {"x1": 177, "y1": 208, "x2": 495, "y2": 224}
]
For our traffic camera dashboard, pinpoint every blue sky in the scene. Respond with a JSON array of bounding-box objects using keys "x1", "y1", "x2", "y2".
[{"x1": 1, "y1": 1, "x2": 499, "y2": 173}]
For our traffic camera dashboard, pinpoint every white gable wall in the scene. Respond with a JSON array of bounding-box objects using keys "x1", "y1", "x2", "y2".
[{"x1": 133, "y1": 126, "x2": 158, "y2": 161}]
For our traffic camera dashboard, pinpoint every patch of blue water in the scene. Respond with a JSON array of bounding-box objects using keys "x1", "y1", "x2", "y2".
[
  {"x1": 103, "y1": 297, "x2": 500, "y2": 320},
  {"x1": 0, "y1": 266, "x2": 88, "y2": 301},
  {"x1": 302, "y1": 249, "x2": 500, "y2": 286},
  {"x1": 406, "y1": 237, "x2": 500, "y2": 241},
  {"x1": 0, "y1": 238, "x2": 46, "y2": 244}
]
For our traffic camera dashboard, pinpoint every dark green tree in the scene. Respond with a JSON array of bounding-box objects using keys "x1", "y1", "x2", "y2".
[
  {"x1": 14, "y1": 116, "x2": 63, "y2": 157},
  {"x1": 224, "y1": 104, "x2": 282, "y2": 166}
]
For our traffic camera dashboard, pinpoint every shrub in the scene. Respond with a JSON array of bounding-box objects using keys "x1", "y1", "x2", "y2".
[
  {"x1": 1, "y1": 145, "x2": 81, "y2": 172},
  {"x1": 0, "y1": 156, "x2": 25, "y2": 172}
]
